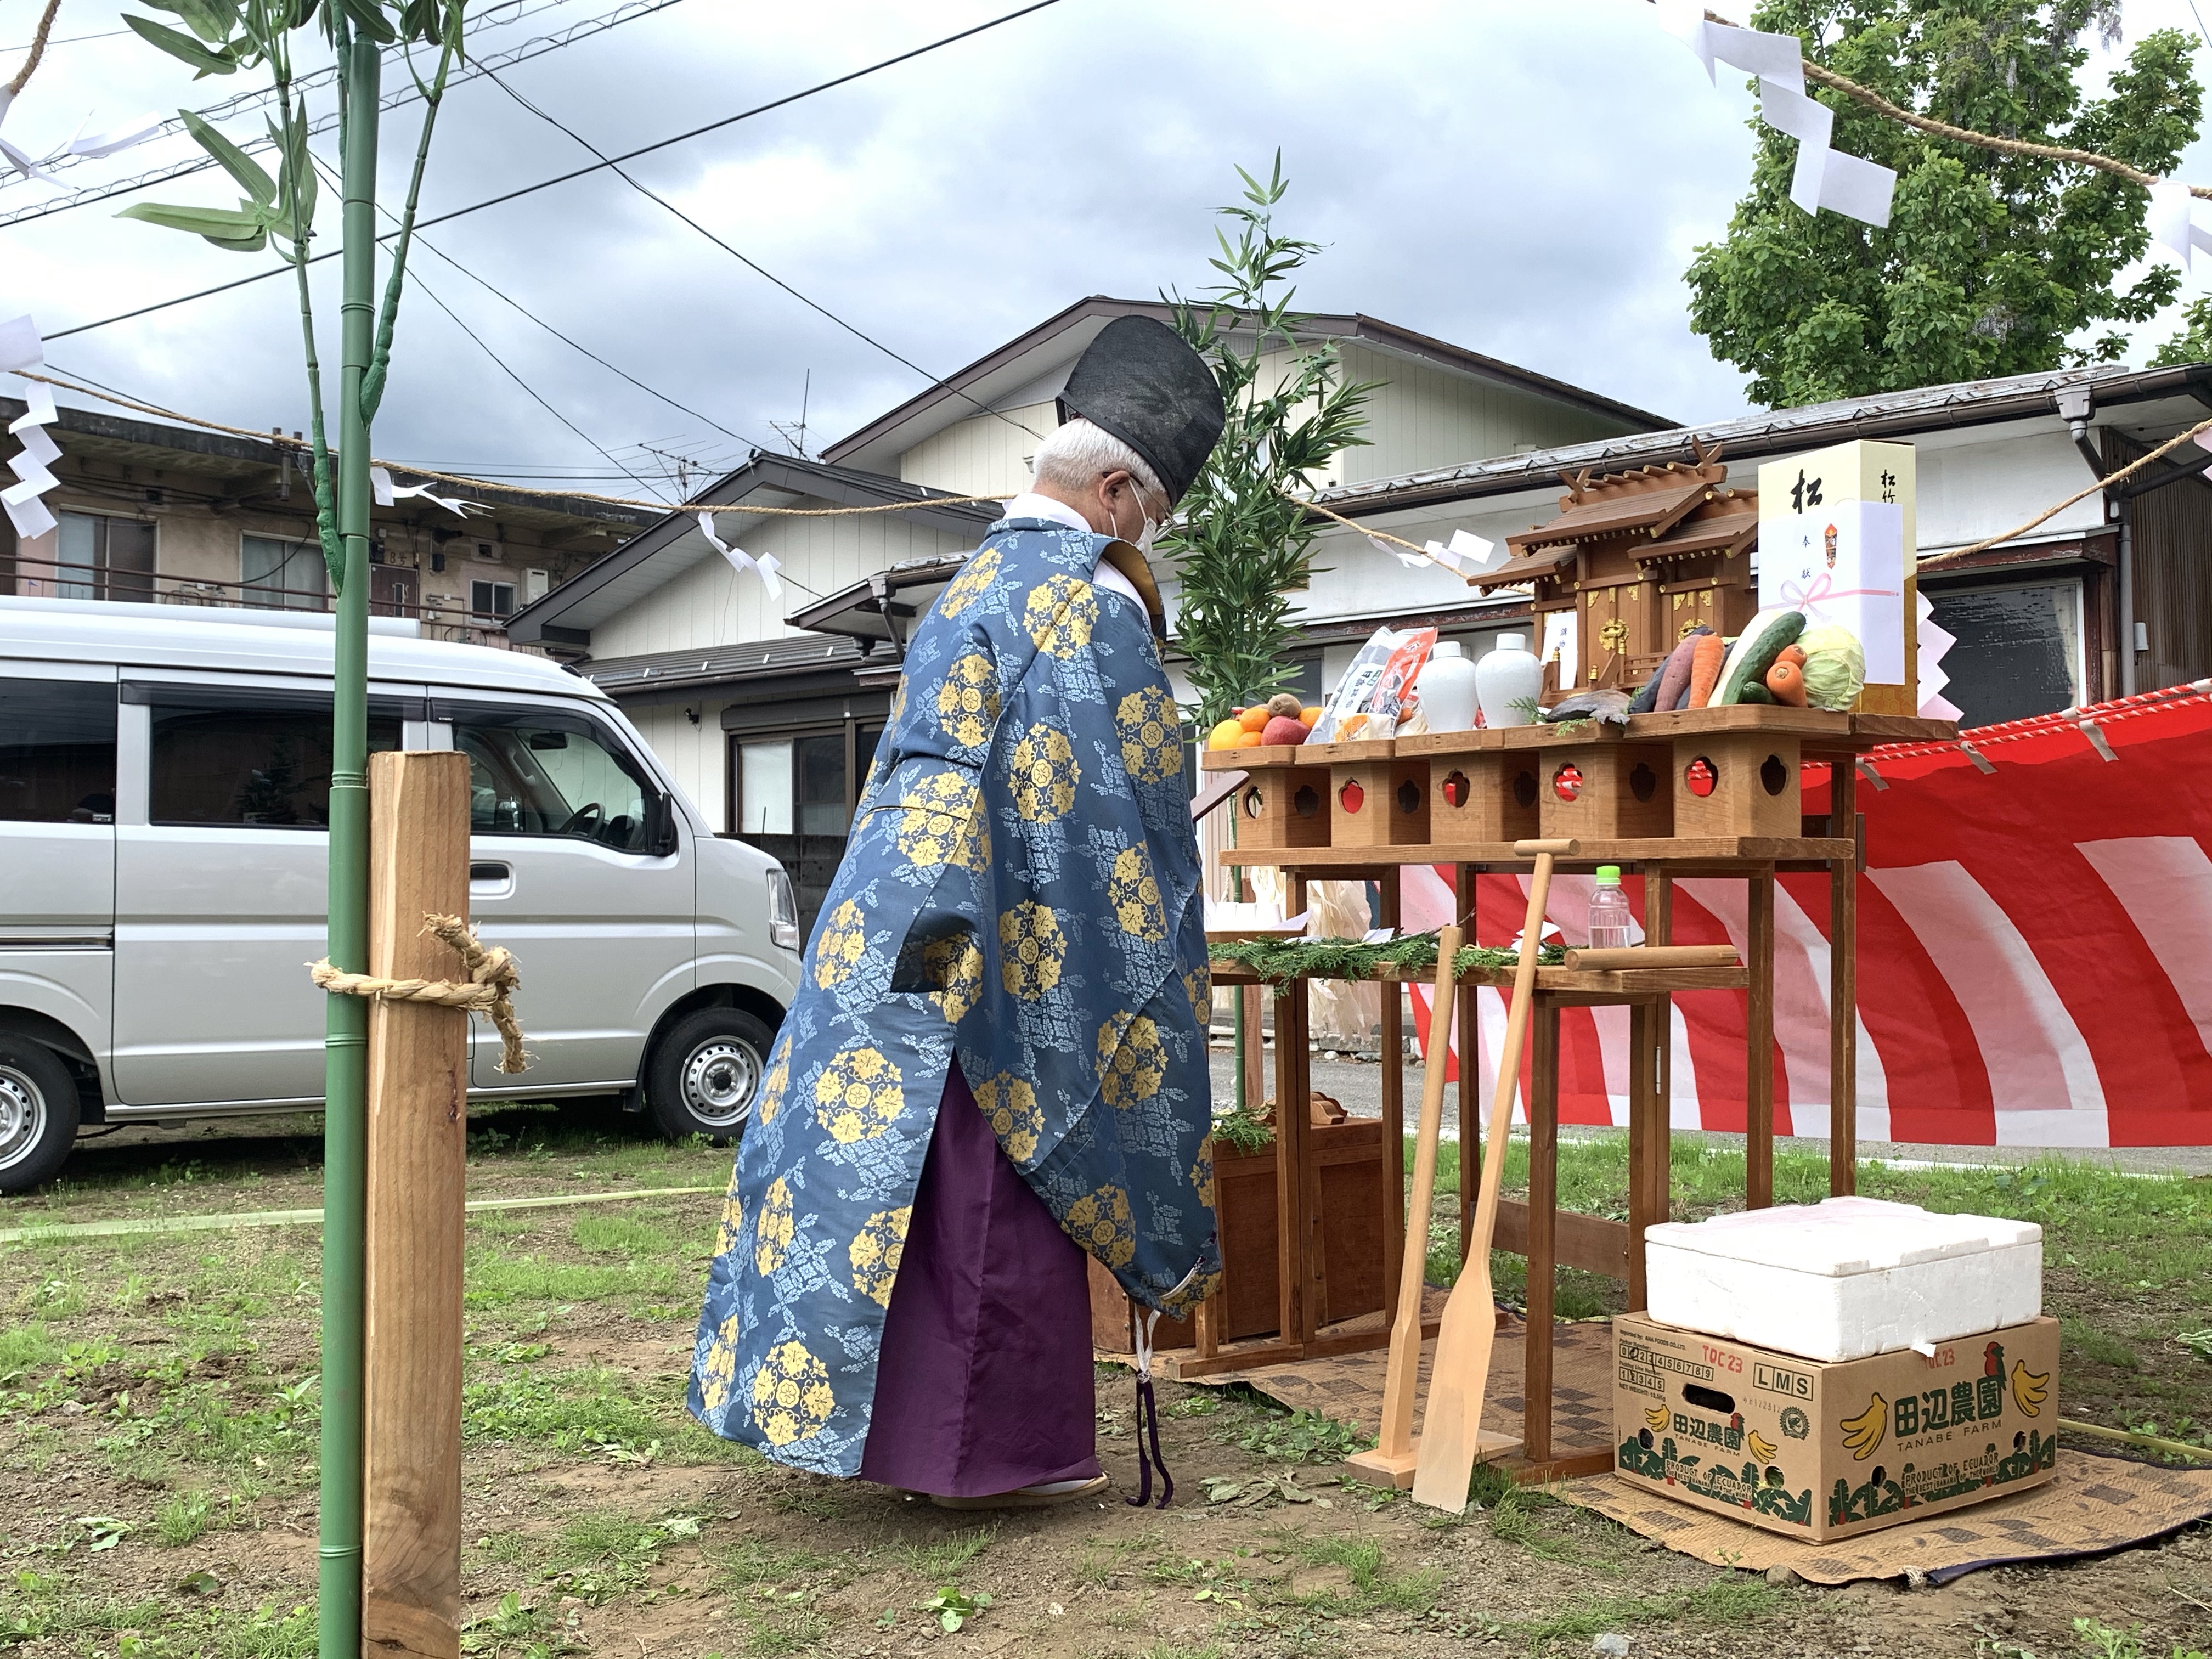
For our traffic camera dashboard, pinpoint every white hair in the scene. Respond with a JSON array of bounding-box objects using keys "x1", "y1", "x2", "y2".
[{"x1": 1030, "y1": 417, "x2": 1166, "y2": 507}]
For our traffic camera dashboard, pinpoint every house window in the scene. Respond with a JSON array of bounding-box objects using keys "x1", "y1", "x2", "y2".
[
  {"x1": 58, "y1": 511, "x2": 155, "y2": 602},
  {"x1": 730, "y1": 719, "x2": 887, "y2": 935},
  {"x1": 470, "y1": 579, "x2": 516, "y2": 619},
  {"x1": 1925, "y1": 580, "x2": 2084, "y2": 729},
  {"x1": 240, "y1": 533, "x2": 328, "y2": 610}
]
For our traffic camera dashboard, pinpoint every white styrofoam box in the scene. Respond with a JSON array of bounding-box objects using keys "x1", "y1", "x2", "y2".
[{"x1": 1642, "y1": 1197, "x2": 2041, "y2": 1362}]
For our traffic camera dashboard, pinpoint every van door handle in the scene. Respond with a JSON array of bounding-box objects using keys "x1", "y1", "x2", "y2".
[{"x1": 469, "y1": 861, "x2": 511, "y2": 882}]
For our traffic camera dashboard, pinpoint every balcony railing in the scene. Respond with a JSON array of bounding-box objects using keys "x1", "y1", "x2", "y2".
[{"x1": 0, "y1": 552, "x2": 520, "y2": 650}]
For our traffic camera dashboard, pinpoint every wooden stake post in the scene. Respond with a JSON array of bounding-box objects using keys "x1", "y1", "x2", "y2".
[{"x1": 362, "y1": 751, "x2": 471, "y2": 1659}]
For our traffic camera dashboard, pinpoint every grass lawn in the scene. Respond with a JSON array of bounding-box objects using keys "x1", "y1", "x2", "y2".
[{"x1": 0, "y1": 1100, "x2": 2206, "y2": 1658}]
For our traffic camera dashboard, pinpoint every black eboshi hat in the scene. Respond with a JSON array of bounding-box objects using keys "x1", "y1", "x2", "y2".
[{"x1": 1055, "y1": 314, "x2": 1226, "y2": 506}]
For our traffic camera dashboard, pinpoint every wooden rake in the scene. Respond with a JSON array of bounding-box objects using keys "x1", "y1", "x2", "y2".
[{"x1": 1410, "y1": 837, "x2": 1576, "y2": 1512}]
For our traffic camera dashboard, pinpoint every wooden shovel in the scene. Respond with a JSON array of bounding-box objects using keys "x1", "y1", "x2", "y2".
[
  {"x1": 1410, "y1": 837, "x2": 1575, "y2": 1511},
  {"x1": 1344, "y1": 922, "x2": 1466, "y2": 1491}
]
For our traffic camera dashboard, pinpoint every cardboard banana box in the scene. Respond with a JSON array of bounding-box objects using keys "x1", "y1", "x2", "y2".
[{"x1": 1612, "y1": 1312, "x2": 2059, "y2": 1542}]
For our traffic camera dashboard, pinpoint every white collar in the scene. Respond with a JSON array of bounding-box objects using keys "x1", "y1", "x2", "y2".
[{"x1": 1001, "y1": 492, "x2": 1096, "y2": 535}]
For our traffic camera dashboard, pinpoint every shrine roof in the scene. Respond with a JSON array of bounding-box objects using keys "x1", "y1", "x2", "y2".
[
  {"x1": 1637, "y1": 503, "x2": 1760, "y2": 562},
  {"x1": 1471, "y1": 543, "x2": 1578, "y2": 591},
  {"x1": 1504, "y1": 477, "x2": 1713, "y2": 555}
]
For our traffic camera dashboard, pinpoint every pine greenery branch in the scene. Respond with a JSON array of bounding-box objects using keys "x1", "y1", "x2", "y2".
[
  {"x1": 1161, "y1": 154, "x2": 1378, "y2": 731},
  {"x1": 1207, "y1": 933, "x2": 1565, "y2": 984}
]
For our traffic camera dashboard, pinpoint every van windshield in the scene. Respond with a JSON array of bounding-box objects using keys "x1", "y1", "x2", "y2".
[{"x1": 453, "y1": 712, "x2": 654, "y2": 851}]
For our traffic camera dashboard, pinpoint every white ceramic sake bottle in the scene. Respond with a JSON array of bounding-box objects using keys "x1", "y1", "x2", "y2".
[
  {"x1": 1414, "y1": 641, "x2": 1480, "y2": 732},
  {"x1": 1474, "y1": 633, "x2": 1543, "y2": 728}
]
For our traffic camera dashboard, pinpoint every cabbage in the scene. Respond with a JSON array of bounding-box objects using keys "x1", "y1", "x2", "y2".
[{"x1": 1798, "y1": 624, "x2": 1865, "y2": 711}]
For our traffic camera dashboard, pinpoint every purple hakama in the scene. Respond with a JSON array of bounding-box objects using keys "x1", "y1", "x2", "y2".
[{"x1": 856, "y1": 1065, "x2": 1101, "y2": 1498}]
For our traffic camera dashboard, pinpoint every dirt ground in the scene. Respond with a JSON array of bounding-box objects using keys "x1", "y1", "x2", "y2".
[{"x1": 2, "y1": 1101, "x2": 2208, "y2": 1659}]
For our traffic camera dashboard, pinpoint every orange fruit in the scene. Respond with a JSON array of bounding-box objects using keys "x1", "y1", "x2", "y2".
[
  {"x1": 1231, "y1": 731, "x2": 1264, "y2": 749},
  {"x1": 1301, "y1": 706, "x2": 1324, "y2": 727},
  {"x1": 1239, "y1": 706, "x2": 1271, "y2": 734}
]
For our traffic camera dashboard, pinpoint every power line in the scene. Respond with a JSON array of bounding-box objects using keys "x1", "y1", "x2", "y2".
[
  {"x1": 405, "y1": 269, "x2": 673, "y2": 503},
  {"x1": 46, "y1": 0, "x2": 1064, "y2": 341},
  {"x1": 480, "y1": 63, "x2": 1041, "y2": 441},
  {"x1": 0, "y1": 0, "x2": 673, "y2": 224}
]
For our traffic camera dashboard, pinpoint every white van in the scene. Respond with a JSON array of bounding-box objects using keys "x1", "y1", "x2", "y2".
[{"x1": 0, "y1": 598, "x2": 802, "y2": 1191}]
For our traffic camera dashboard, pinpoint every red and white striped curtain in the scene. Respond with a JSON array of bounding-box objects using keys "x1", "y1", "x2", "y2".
[{"x1": 1402, "y1": 684, "x2": 2212, "y2": 1149}]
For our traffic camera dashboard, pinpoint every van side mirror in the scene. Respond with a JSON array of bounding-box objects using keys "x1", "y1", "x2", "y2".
[{"x1": 645, "y1": 793, "x2": 678, "y2": 856}]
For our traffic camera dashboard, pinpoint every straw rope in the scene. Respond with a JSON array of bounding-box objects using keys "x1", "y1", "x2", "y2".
[
  {"x1": 16, "y1": 370, "x2": 1007, "y2": 517},
  {"x1": 1701, "y1": 8, "x2": 2212, "y2": 200},
  {"x1": 309, "y1": 912, "x2": 527, "y2": 1074},
  {"x1": 1917, "y1": 414, "x2": 2212, "y2": 568},
  {"x1": 4, "y1": 0, "x2": 63, "y2": 97}
]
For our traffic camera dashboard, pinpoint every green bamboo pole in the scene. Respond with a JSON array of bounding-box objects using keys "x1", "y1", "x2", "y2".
[{"x1": 319, "y1": 22, "x2": 382, "y2": 1659}]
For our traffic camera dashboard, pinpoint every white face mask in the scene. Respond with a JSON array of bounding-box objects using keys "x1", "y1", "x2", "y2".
[{"x1": 1109, "y1": 478, "x2": 1159, "y2": 552}]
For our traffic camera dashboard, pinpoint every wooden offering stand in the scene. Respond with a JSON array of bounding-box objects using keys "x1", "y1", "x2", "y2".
[{"x1": 1186, "y1": 702, "x2": 1955, "y2": 1485}]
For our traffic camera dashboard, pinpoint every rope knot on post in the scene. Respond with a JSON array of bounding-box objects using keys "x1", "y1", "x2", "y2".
[{"x1": 309, "y1": 912, "x2": 528, "y2": 1074}]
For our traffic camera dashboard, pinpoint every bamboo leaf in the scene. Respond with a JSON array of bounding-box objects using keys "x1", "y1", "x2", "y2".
[
  {"x1": 117, "y1": 200, "x2": 270, "y2": 251},
  {"x1": 332, "y1": 0, "x2": 397, "y2": 43},
  {"x1": 179, "y1": 109, "x2": 276, "y2": 205},
  {"x1": 122, "y1": 13, "x2": 240, "y2": 74},
  {"x1": 137, "y1": 0, "x2": 232, "y2": 43}
]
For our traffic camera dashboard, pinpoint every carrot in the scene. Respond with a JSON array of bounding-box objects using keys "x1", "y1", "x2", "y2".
[
  {"x1": 1778, "y1": 643, "x2": 1807, "y2": 670},
  {"x1": 1686, "y1": 633, "x2": 1726, "y2": 709},
  {"x1": 1765, "y1": 659, "x2": 1808, "y2": 706}
]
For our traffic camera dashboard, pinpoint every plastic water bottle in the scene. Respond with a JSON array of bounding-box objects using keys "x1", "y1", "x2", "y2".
[{"x1": 1587, "y1": 865, "x2": 1633, "y2": 950}]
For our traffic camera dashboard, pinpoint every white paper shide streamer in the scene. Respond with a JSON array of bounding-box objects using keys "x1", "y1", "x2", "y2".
[
  {"x1": 1, "y1": 314, "x2": 60, "y2": 541},
  {"x1": 370, "y1": 464, "x2": 477, "y2": 517},
  {"x1": 698, "y1": 510, "x2": 782, "y2": 600},
  {"x1": 0, "y1": 87, "x2": 164, "y2": 184},
  {"x1": 1652, "y1": 3, "x2": 1897, "y2": 228},
  {"x1": 1372, "y1": 526, "x2": 1505, "y2": 578}
]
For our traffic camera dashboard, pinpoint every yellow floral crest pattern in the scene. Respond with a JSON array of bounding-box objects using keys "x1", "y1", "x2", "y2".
[
  {"x1": 1184, "y1": 965, "x2": 1212, "y2": 1026},
  {"x1": 750, "y1": 1339, "x2": 836, "y2": 1446},
  {"x1": 998, "y1": 902, "x2": 1066, "y2": 1001},
  {"x1": 1009, "y1": 724, "x2": 1080, "y2": 822},
  {"x1": 973, "y1": 1072, "x2": 1043, "y2": 1163},
  {"x1": 754, "y1": 1176, "x2": 797, "y2": 1274},
  {"x1": 923, "y1": 933, "x2": 985, "y2": 1024},
  {"x1": 1024, "y1": 573, "x2": 1097, "y2": 657},
  {"x1": 812, "y1": 900, "x2": 867, "y2": 989},
  {"x1": 934, "y1": 651, "x2": 1000, "y2": 748},
  {"x1": 1097, "y1": 1012, "x2": 1166, "y2": 1110},
  {"x1": 812, "y1": 1045, "x2": 904, "y2": 1143},
  {"x1": 698, "y1": 1312, "x2": 741, "y2": 1411},
  {"x1": 1064, "y1": 1184, "x2": 1136, "y2": 1267},
  {"x1": 1107, "y1": 844, "x2": 1166, "y2": 941},
  {"x1": 894, "y1": 770, "x2": 988, "y2": 870},
  {"x1": 848, "y1": 1206, "x2": 911, "y2": 1307},
  {"x1": 1116, "y1": 686, "x2": 1182, "y2": 783},
  {"x1": 939, "y1": 546, "x2": 1000, "y2": 617},
  {"x1": 757, "y1": 1042, "x2": 791, "y2": 1126},
  {"x1": 1190, "y1": 1136, "x2": 1216, "y2": 1207},
  {"x1": 715, "y1": 1190, "x2": 745, "y2": 1258}
]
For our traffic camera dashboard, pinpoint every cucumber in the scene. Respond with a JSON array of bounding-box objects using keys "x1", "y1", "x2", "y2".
[{"x1": 1714, "y1": 610, "x2": 1805, "y2": 706}]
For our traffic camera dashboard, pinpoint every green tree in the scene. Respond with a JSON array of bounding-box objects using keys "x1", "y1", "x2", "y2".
[
  {"x1": 2149, "y1": 293, "x2": 2212, "y2": 365},
  {"x1": 1164, "y1": 156, "x2": 1376, "y2": 730},
  {"x1": 1686, "y1": 2, "x2": 2200, "y2": 408}
]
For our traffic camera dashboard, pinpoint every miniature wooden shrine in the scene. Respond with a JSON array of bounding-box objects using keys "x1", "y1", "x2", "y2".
[{"x1": 1474, "y1": 439, "x2": 1759, "y2": 703}]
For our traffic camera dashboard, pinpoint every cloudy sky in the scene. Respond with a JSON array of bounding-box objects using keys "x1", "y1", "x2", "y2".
[{"x1": 7, "y1": 0, "x2": 2212, "y2": 501}]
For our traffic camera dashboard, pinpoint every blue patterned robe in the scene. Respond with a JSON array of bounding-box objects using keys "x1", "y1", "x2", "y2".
[{"x1": 689, "y1": 518, "x2": 1221, "y2": 1475}]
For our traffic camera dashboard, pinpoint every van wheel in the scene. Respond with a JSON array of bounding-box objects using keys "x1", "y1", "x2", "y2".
[
  {"x1": 0, "y1": 1038, "x2": 81, "y2": 1194},
  {"x1": 646, "y1": 1009, "x2": 773, "y2": 1143}
]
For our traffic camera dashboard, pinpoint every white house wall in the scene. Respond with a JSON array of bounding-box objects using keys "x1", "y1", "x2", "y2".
[
  {"x1": 627, "y1": 699, "x2": 732, "y2": 832},
  {"x1": 590, "y1": 511, "x2": 977, "y2": 661},
  {"x1": 897, "y1": 400, "x2": 1057, "y2": 499},
  {"x1": 1334, "y1": 343, "x2": 1646, "y2": 486}
]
